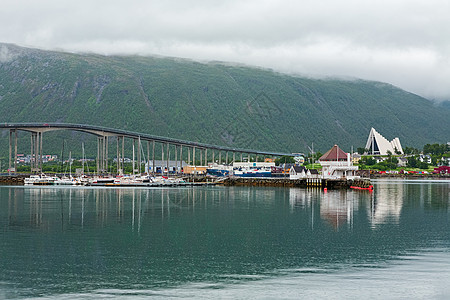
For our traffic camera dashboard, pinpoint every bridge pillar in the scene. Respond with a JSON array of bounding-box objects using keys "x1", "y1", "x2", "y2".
[
  {"x1": 116, "y1": 137, "x2": 120, "y2": 175},
  {"x1": 39, "y1": 132, "x2": 43, "y2": 172},
  {"x1": 105, "y1": 136, "x2": 108, "y2": 174},
  {"x1": 193, "y1": 147, "x2": 196, "y2": 167},
  {"x1": 122, "y1": 136, "x2": 125, "y2": 175},
  {"x1": 152, "y1": 140, "x2": 155, "y2": 176},
  {"x1": 161, "y1": 142, "x2": 164, "y2": 170},
  {"x1": 166, "y1": 143, "x2": 169, "y2": 176},
  {"x1": 132, "y1": 138, "x2": 136, "y2": 175},
  {"x1": 204, "y1": 148, "x2": 207, "y2": 166},
  {"x1": 212, "y1": 151, "x2": 215, "y2": 164},
  {"x1": 96, "y1": 137, "x2": 100, "y2": 175},
  {"x1": 180, "y1": 145, "x2": 183, "y2": 173},
  {"x1": 175, "y1": 145, "x2": 178, "y2": 174},
  {"x1": 147, "y1": 140, "x2": 150, "y2": 175},
  {"x1": 226, "y1": 151, "x2": 228, "y2": 165},
  {"x1": 96, "y1": 136, "x2": 108, "y2": 175},
  {"x1": 30, "y1": 132, "x2": 41, "y2": 173},
  {"x1": 30, "y1": 132, "x2": 35, "y2": 173},
  {"x1": 9, "y1": 129, "x2": 17, "y2": 174},
  {"x1": 187, "y1": 147, "x2": 190, "y2": 166},
  {"x1": 137, "y1": 136, "x2": 141, "y2": 174},
  {"x1": 116, "y1": 136, "x2": 125, "y2": 175}
]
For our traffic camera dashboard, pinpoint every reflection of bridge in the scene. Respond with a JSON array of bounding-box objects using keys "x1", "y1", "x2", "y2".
[{"x1": 1, "y1": 123, "x2": 291, "y2": 174}]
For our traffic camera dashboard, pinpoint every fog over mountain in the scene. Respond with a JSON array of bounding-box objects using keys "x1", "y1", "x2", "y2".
[
  {"x1": 1, "y1": 43, "x2": 449, "y2": 155},
  {"x1": 1, "y1": 0, "x2": 450, "y2": 101}
]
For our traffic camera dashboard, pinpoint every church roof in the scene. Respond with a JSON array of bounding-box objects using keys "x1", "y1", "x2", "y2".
[
  {"x1": 319, "y1": 145, "x2": 348, "y2": 161},
  {"x1": 365, "y1": 127, "x2": 403, "y2": 155}
]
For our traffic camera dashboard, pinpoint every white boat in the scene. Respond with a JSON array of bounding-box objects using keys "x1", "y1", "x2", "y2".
[
  {"x1": 24, "y1": 175, "x2": 41, "y2": 185},
  {"x1": 24, "y1": 174, "x2": 59, "y2": 185},
  {"x1": 233, "y1": 167, "x2": 272, "y2": 177},
  {"x1": 57, "y1": 176, "x2": 81, "y2": 185},
  {"x1": 88, "y1": 176, "x2": 116, "y2": 185}
]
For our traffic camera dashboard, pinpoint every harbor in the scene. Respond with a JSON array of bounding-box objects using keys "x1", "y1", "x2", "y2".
[
  {"x1": 1, "y1": 180, "x2": 449, "y2": 299},
  {"x1": 0, "y1": 123, "x2": 374, "y2": 190}
]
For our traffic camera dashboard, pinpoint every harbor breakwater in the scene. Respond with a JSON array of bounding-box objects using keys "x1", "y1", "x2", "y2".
[
  {"x1": 0, "y1": 175, "x2": 372, "y2": 190},
  {"x1": 0, "y1": 175, "x2": 25, "y2": 185},
  {"x1": 220, "y1": 177, "x2": 372, "y2": 190}
]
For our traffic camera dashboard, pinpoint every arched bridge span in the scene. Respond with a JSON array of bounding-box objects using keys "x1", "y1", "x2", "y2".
[{"x1": 1, "y1": 123, "x2": 291, "y2": 174}]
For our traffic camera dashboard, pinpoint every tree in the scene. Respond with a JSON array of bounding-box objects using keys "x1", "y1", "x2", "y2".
[
  {"x1": 407, "y1": 156, "x2": 418, "y2": 168},
  {"x1": 357, "y1": 147, "x2": 368, "y2": 155},
  {"x1": 423, "y1": 143, "x2": 447, "y2": 156},
  {"x1": 275, "y1": 156, "x2": 295, "y2": 166},
  {"x1": 360, "y1": 156, "x2": 376, "y2": 166},
  {"x1": 403, "y1": 146, "x2": 419, "y2": 155},
  {"x1": 418, "y1": 161, "x2": 429, "y2": 169}
]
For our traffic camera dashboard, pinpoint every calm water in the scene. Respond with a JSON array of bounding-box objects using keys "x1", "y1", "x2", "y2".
[{"x1": 1, "y1": 179, "x2": 449, "y2": 299}]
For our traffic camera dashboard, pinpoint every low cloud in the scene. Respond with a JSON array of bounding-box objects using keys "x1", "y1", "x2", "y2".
[
  {"x1": 0, "y1": 45, "x2": 16, "y2": 63},
  {"x1": 1, "y1": 0, "x2": 450, "y2": 100}
]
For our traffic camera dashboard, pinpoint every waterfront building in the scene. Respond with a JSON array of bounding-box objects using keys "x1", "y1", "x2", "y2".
[
  {"x1": 397, "y1": 157, "x2": 408, "y2": 167},
  {"x1": 365, "y1": 128, "x2": 403, "y2": 155},
  {"x1": 419, "y1": 154, "x2": 432, "y2": 164},
  {"x1": 292, "y1": 153, "x2": 306, "y2": 164},
  {"x1": 319, "y1": 145, "x2": 359, "y2": 180},
  {"x1": 144, "y1": 160, "x2": 188, "y2": 174},
  {"x1": 289, "y1": 166, "x2": 308, "y2": 179},
  {"x1": 351, "y1": 153, "x2": 361, "y2": 164},
  {"x1": 183, "y1": 165, "x2": 207, "y2": 175}
]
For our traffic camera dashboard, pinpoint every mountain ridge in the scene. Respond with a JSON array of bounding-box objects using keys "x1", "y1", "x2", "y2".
[{"x1": 1, "y1": 42, "x2": 449, "y2": 154}]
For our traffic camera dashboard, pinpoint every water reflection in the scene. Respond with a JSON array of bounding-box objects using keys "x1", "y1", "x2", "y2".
[
  {"x1": 368, "y1": 182, "x2": 403, "y2": 228},
  {"x1": 4, "y1": 186, "x2": 235, "y2": 236},
  {"x1": 1, "y1": 182, "x2": 450, "y2": 299},
  {"x1": 3, "y1": 181, "x2": 450, "y2": 234},
  {"x1": 288, "y1": 180, "x2": 450, "y2": 230}
]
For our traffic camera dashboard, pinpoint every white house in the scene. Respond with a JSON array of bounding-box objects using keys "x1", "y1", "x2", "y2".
[
  {"x1": 289, "y1": 166, "x2": 320, "y2": 180},
  {"x1": 289, "y1": 166, "x2": 308, "y2": 179},
  {"x1": 319, "y1": 145, "x2": 359, "y2": 180},
  {"x1": 419, "y1": 154, "x2": 432, "y2": 164},
  {"x1": 397, "y1": 157, "x2": 408, "y2": 167}
]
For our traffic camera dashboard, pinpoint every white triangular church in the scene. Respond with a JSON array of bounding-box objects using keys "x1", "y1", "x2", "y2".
[{"x1": 365, "y1": 128, "x2": 403, "y2": 155}]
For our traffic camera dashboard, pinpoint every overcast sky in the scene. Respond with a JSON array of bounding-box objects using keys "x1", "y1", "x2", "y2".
[{"x1": 1, "y1": 0, "x2": 449, "y2": 100}]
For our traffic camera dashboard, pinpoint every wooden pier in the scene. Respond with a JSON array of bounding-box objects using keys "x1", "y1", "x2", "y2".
[
  {"x1": 219, "y1": 177, "x2": 371, "y2": 190},
  {"x1": 1, "y1": 175, "x2": 371, "y2": 190}
]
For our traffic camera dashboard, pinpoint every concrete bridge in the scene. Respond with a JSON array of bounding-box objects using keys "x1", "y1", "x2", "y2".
[{"x1": 0, "y1": 123, "x2": 292, "y2": 175}]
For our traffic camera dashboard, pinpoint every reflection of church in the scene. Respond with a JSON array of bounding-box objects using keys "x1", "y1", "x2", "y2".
[
  {"x1": 320, "y1": 191, "x2": 358, "y2": 229},
  {"x1": 368, "y1": 183, "x2": 403, "y2": 228},
  {"x1": 289, "y1": 188, "x2": 362, "y2": 230}
]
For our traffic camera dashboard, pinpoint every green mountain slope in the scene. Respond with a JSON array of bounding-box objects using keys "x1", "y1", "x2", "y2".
[{"x1": 1, "y1": 43, "x2": 449, "y2": 154}]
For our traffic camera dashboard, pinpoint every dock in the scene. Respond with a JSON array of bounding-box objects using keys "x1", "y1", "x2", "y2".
[
  {"x1": 1, "y1": 175, "x2": 371, "y2": 190},
  {"x1": 219, "y1": 177, "x2": 372, "y2": 190},
  {"x1": 87, "y1": 181, "x2": 216, "y2": 187}
]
